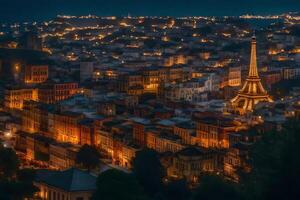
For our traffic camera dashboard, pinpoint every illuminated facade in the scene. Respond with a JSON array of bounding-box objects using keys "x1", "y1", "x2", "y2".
[
  {"x1": 231, "y1": 37, "x2": 273, "y2": 113},
  {"x1": 53, "y1": 111, "x2": 84, "y2": 144},
  {"x1": 167, "y1": 147, "x2": 218, "y2": 184},
  {"x1": 196, "y1": 117, "x2": 244, "y2": 149},
  {"x1": 164, "y1": 54, "x2": 187, "y2": 67},
  {"x1": 38, "y1": 82, "x2": 78, "y2": 104},
  {"x1": 4, "y1": 87, "x2": 38, "y2": 110},
  {"x1": 49, "y1": 143, "x2": 79, "y2": 169},
  {"x1": 143, "y1": 68, "x2": 160, "y2": 93},
  {"x1": 146, "y1": 130, "x2": 185, "y2": 153},
  {"x1": 25, "y1": 65, "x2": 48, "y2": 84},
  {"x1": 224, "y1": 143, "x2": 251, "y2": 182}
]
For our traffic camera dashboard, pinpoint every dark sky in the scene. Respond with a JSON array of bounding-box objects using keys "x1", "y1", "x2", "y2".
[{"x1": 0, "y1": 0, "x2": 300, "y2": 22}]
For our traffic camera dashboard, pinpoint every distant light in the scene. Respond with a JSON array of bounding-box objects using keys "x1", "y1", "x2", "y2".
[{"x1": 5, "y1": 131, "x2": 12, "y2": 138}]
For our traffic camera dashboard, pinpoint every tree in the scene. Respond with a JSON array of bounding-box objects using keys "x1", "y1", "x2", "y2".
[
  {"x1": 93, "y1": 169, "x2": 149, "y2": 200},
  {"x1": 164, "y1": 179, "x2": 191, "y2": 200},
  {"x1": 241, "y1": 121, "x2": 300, "y2": 200},
  {"x1": 192, "y1": 175, "x2": 243, "y2": 200},
  {"x1": 0, "y1": 147, "x2": 20, "y2": 179},
  {"x1": 76, "y1": 145, "x2": 100, "y2": 171},
  {"x1": 133, "y1": 149, "x2": 164, "y2": 197},
  {"x1": 0, "y1": 149, "x2": 37, "y2": 199}
]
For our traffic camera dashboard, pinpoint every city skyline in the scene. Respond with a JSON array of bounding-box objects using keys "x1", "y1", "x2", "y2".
[
  {"x1": 1, "y1": 0, "x2": 300, "y2": 22},
  {"x1": 0, "y1": 1, "x2": 300, "y2": 200}
]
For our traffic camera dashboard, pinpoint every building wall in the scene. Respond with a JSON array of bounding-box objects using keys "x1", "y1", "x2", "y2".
[
  {"x1": 25, "y1": 65, "x2": 48, "y2": 84},
  {"x1": 4, "y1": 88, "x2": 38, "y2": 110},
  {"x1": 35, "y1": 183, "x2": 93, "y2": 200}
]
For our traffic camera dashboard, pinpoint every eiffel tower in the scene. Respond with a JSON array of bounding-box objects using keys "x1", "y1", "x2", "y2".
[{"x1": 230, "y1": 36, "x2": 273, "y2": 113}]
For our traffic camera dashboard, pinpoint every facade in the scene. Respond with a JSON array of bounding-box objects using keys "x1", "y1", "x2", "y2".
[
  {"x1": 19, "y1": 32, "x2": 42, "y2": 51},
  {"x1": 21, "y1": 101, "x2": 54, "y2": 135},
  {"x1": 146, "y1": 130, "x2": 185, "y2": 153},
  {"x1": 220, "y1": 66, "x2": 241, "y2": 88},
  {"x1": 196, "y1": 117, "x2": 243, "y2": 149},
  {"x1": 224, "y1": 143, "x2": 252, "y2": 182},
  {"x1": 167, "y1": 147, "x2": 219, "y2": 184},
  {"x1": 49, "y1": 143, "x2": 79, "y2": 170},
  {"x1": 173, "y1": 122, "x2": 197, "y2": 145},
  {"x1": 53, "y1": 111, "x2": 85, "y2": 144},
  {"x1": 25, "y1": 65, "x2": 48, "y2": 84},
  {"x1": 38, "y1": 82, "x2": 78, "y2": 104},
  {"x1": 282, "y1": 67, "x2": 300, "y2": 80},
  {"x1": 142, "y1": 67, "x2": 160, "y2": 93},
  {"x1": 4, "y1": 87, "x2": 38, "y2": 110},
  {"x1": 164, "y1": 80, "x2": 207, "y2": 102},
  {"x1": 261, "y1": 71, "x2": 281, "y2": 89}
]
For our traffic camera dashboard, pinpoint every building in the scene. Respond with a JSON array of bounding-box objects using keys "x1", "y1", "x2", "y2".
[
  {"x1": 21, "y1": 101, "x2": 55, "y2": 136},
  {"x1": 80, "y1": 61, "x2": 94, "y2": 83},
  {"x1": 196, "y1": 116, "x2": 243, "y2": 149},
  {"x1": 282, "y1": 67, "x2": 300, "y2": 80},
  {"x1": 146, "y1": 130, "x2": 185, "y2": 153},
  {"x1": 34, "y1": 168, "x2": 97, "y2": 200},
  {"x1": 164, "y1": 79, "x2": 207, "y2": 102},
  {"x1": 53, "y1": 111, "x2": 85, "y2": 144},
  {"x1": 142, "y1": 67, "x2": 160, "y2": 94},
  {"x1": 19, "y1": 32, "x2": 42, "y2": 51},
  {"x1": 167, "y1": 147, "x2": 219, "y2": 184},
  {"x1": 118, "y1": 73, "x2": 143, "y2": 94},
  {"x1": 261, "y1": 71, "x2": 281, "y2": 89},
  {"x1": 24, "y1": 64, "x2": 48, "y2": 84},
  {"x1": 173, "y1": 121, "x2": 197, "y2": 145},
  {"x1": 49, "y1": 142, "x2": 79, "y2": 170},
  {"x1": 38, "y1": 81, "x2": 78, "y2": 104},
  {"x1": 132, "y1": 118, "x2": 151, "y2": 147},
  {"x1": 220, "y1": 66, "x2": 241, "y2": 88},
  {"x1": 231, "y1": 36, "x2": 273, "y2": 114},
  {"x1": 224, "y1": 142, "x2": 252, "y2": 182},
  {"x1": 4, "y1": 86, "x2": 38, "y2": 110}
]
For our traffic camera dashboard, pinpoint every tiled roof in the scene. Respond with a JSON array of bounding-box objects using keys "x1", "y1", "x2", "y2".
[{"x1": 35, "y1": 168, "x2": 97, "y2": 192}]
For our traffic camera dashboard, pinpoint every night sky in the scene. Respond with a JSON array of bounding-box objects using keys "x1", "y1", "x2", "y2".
[{"x1": 0, "y1": 0, "x2": 300, "y2": 22}]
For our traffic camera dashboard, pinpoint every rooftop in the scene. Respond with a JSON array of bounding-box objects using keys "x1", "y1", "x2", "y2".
[{"x1": 35, "y1": 168, "x2": 97, "y2": 192}]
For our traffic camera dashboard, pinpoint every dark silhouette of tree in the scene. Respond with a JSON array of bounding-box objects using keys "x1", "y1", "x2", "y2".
[
  {"x1": 0, "y1": 147, "x2": 20, "y2": 179},
  {"x1": 93, "y1": 169, "x2": 149, "y2": 200},
  {"x1": 164, "y1": 179, "x2": 191, "y2": 200},
  {"x1": 76, "y1": 144, "x2": 101, "y2": 171},
  {"x1": 133, "y1": 149, "x2": 164, "y2": 197},
  {"x1": 0, "y1": 149, "x2": 37, "y2": 199},
  {"x1": 192, "y1": 175, "x2": 243, "y2": 200},
  {"x1": 241, "y1": 121, "x2": 300, "y2": 200}
]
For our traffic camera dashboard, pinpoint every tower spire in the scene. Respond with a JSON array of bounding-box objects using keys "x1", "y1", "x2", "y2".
[
  {"x1": 248, "y1": 36, "x2": 258, "y2": 78},
  {"x1": 230, "y1": 36, "x2": 273, "y2": 114}
]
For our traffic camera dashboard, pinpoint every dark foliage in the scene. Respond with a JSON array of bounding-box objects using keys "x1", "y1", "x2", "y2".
[
  {"x1": 76, "y1": 144, "x2": 101, "y2": 171},
  {"x1": 133, "y1": 149, "x2": 165, "y2": 197},
  {"x1": 192, "y1": 175, "x2": 243, "y2": 200},
  {"x1": 0, "y1": 147, "x2": 20, "y2": 179},
  {"x1": 164, "y1": 179, "x2": 191, "y2": 200},
  {"x1": 93, "y1": 169, "x2": 149, "y2": 200}
]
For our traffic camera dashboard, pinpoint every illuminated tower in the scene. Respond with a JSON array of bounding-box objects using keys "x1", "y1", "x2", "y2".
[{"x1": 230, "y1": 36, "x2": 272, "y2": 113}]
